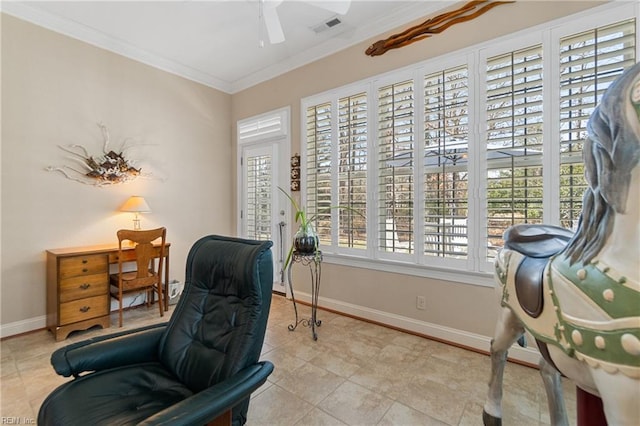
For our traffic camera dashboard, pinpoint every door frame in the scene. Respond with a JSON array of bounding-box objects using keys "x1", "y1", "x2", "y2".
[{"x1": 236, "y1": 106, "x2": 291, "y2": 295}]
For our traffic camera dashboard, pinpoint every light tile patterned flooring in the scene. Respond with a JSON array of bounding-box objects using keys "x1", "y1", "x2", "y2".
[{"x1": 0, "y1": 294, "x2": 576, "y2": 425}]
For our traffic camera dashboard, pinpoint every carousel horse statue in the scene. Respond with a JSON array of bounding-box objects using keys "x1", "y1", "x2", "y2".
[{"x1": 483, "y1": 61, "x2": 640, "y2": 426}]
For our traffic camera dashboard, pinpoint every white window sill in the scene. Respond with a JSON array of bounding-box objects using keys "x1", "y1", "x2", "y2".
[{"x1": 320, "y1": 252, "x2": 495, "y2": 288}]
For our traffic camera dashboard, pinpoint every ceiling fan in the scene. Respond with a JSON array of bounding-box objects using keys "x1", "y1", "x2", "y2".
[{"x1": 259, "y1": 0, "x2": 351, "y2": 45}]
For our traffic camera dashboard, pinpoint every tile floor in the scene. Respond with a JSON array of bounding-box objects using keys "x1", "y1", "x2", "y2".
[{"x1": 0, "y1": 294, "x2": 576, "y2": 425}]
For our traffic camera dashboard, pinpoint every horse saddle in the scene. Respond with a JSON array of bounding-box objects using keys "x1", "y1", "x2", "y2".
[{"x1": 504, "y1": 224, "x2": 574, "y2": 318}]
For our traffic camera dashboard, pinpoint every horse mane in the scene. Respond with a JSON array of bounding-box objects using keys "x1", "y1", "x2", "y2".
[{"x1": 563, "y1": 62, "x2": 640, "y2": 265}]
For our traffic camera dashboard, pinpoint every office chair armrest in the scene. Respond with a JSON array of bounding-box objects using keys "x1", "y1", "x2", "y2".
[
  {"x1": 51, "y1": 323, "x2": 168, "y2": 377},
  {"x1": 138, "y1": 361, "x2": 275, "y2": 426}
]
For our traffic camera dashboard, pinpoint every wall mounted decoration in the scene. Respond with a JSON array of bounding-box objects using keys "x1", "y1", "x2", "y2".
[
  {"x1": 290, "y1": 154, "x2": 300, "y2": 192},
  {"x1": 46, "y1": 122, "x2": 149, "y2": 186},
  {"x1": 365, "y1": 0, "x2": 514, "y2": 57}
]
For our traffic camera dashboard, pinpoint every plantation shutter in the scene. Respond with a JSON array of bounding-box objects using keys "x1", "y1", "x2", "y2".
[
  {"x1": 305, "y1": 103, "x2": 333, "y2": 245},
  {"x1": 238, "y1": 111, "x2": 286, "y2": 143},
  {"x1": 246, "y1": 154, "x2": 272, "y2": 241},
  {"x1": 559, "y1": 18, "x2": 636, "y2": 229},
  {"x1": 423, "y1": 66, "x2": 469, "y2": 259},
  {"x1": 378, "y1": 80, "x2": 415, "y2": 254},
  {"x1": 485, "y1": 45, "x2": 544, "y2": 260},
  {"x1": 338, "y1": 92, "x2": 368, "y2": 249}
]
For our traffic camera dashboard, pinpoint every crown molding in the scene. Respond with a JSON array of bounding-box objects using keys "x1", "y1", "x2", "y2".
[
  {"x1": 229, "y1": 1, "x2": 453, "y2": 93},
  {"x1": 1, "y1": 1, "x2": 454, "y2": 94},
  {"x1": 1, "y1": 1, "x2": 234, "y2": 93}
]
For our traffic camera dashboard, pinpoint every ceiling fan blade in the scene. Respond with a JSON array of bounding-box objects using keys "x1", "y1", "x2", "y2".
[
  {"x1": 263, "y1": 6, "x2": 285, "y2": 44},
  {"x1": 306, "y1": 0, "x2": 351, "y2": 15}
]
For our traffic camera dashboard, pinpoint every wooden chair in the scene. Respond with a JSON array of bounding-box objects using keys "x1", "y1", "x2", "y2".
[{"x1": 110, "y1": 227, "x2": 166, "y2": 327}]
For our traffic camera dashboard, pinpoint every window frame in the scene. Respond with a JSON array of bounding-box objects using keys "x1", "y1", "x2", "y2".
[
  {"x1": 302, "y1": 83, "x2": 374, "y2": 261},
  {"x1": 337, "y1": 90, "x2": 369, "y2": 251},
  {"x1": 373, "y1": 69, "x2": 419, "y2": 263},
  {"x1": 478, "y1": 32, "x2": 548, "y2": 273},
  {"x1": 420, "y1": 55, "x2": 478, "y2": 273},
  {"x1": 299, "y1": 2, "x2": 638, "y2": 287}
]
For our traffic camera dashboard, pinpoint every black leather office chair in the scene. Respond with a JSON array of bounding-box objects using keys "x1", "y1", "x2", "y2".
[{"x1": 38, "y1": 235, "x2": 274, "y2": 426}]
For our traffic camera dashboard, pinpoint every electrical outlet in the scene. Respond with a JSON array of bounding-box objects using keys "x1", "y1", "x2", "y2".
[{"x1": 416, "y1": 295, "x2": 426, "y2": 310}]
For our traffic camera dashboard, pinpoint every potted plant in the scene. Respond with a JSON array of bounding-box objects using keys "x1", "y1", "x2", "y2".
[
  {"x1": 278, "y1": 187, "x2": 318, "y2": 258},
  {"x1": 278, "y1": 187, "x2": 364, "y2": 269}
]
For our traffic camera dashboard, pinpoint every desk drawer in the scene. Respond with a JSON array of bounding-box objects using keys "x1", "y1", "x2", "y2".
[
  {"x1": 59, "y1": 295, "x2": 109, "y2": 325},
  {"x1": 59, "y1": 255, "x2": 108, "y2": 279},
  {"x1": 109, "y1": 247, "x2": 164, "y2": 264},
  {"x1": 109, "y1": 250, "x2": 136, "y2": 264},
  {"x1": 59, "y1": 274, "x2": 108, "y2": 303}
]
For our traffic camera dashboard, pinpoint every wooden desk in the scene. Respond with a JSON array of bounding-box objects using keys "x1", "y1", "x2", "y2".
[{"x1": 46, "y1": 242, "x2": 170, "y2": 341}]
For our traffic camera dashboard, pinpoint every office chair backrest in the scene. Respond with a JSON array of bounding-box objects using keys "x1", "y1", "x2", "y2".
[{"x1": 158, "y1": 235, "x2": 273, "y2": 393}]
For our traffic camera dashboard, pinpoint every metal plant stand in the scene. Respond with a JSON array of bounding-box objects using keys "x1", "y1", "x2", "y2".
[{"x1": 287, "y1": 251, "x2": 322, "y2": 340}]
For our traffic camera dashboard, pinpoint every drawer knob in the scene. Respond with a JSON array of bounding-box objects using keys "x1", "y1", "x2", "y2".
[
  {"x1": 82, "y1": 259, "x2": 88, "y2": 264},
  {"x1": 79, "y1": 306, "x2": 90, "y2": 313},
  {"x1": 82, "y1": 268, "x2": 88, "y2": 273},
  {"x1": 80, "y1": 283, "x2": 91, "y2": 290}
]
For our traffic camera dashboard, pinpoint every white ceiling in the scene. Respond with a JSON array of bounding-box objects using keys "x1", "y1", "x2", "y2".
[{"x1": 1, "y1": 0, "x2": 456, "y2": 93}]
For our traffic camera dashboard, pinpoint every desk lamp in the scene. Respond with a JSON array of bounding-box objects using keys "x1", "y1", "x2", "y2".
[{"x1": 120, "y1": 196, "x2": 151, "y2": 230}]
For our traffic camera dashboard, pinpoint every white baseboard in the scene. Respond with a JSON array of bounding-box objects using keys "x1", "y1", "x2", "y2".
[
  {"x1": 0, "y1": 315, "x2": 47, "y2": 339},
  {"x1": 292, "y1": 291, "x2": 541, "y2": 366},
  {"x1": 0, "y1": 294, "x2": 145, "y2": 339}
]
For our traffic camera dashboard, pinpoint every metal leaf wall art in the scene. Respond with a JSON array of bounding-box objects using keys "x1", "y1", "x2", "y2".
[
  {"x1": 365, "y1": 0, "x2": 514, "y2": 57},
  {"x1": 46, "y1": 122, "x2": 149, "y2": 186}
]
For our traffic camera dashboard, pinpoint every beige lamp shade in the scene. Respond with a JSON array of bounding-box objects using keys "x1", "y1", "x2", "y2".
[
  {"x1": 120, "y1": 196, "x2": 151, "y2": 230},
  {"x1": 120, "y1": 196, "x2": 151, "y2": 213}
]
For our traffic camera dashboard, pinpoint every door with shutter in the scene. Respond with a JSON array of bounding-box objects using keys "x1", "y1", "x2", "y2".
[
  {"x1": 237, "y1": 108, "x2": 291, "y2": 295},
  {"x1": 240, "y1": 143, "x2": 286, "y2": 294}
]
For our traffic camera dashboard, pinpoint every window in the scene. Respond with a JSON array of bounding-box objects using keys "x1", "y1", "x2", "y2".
[
  {"x1": 485, "y1": 45, "x2": 544, "y2": 261},
  {"x1": 301, "y1": 4, "x2": 636, "y2": 282},
  {"x1": 245, "y1": 155, "x2": 272, "y2": 241},
  {"x1": 378, "y1": 80, "x2": 415, "y2": 254},
  {"x1": 558, "y1": 19, "x2": 636, "y2": 229},
  {"x1": 238, "y1": 109, "x2": 287, "y2": 143},
  {"x1": 424, "y1": 66, "x2": 469, "y2": 259},
  {"x1": 305, "y1": 102, "x2": 332, "y2": 245},
  {"x1": 338, "y1": 92, "x2": 368, "y2": 249}
]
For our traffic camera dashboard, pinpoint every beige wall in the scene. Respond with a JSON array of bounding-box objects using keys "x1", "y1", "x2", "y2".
[
  {"x1": 1, "y1": 14, "x2": 233, "y2": 333},
  {"x1": 231, "y1": 1, "x2": 605, "y2": 339},
  {"x1": 0, "y1": 1, "x2": 609, "y2": 343}
]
